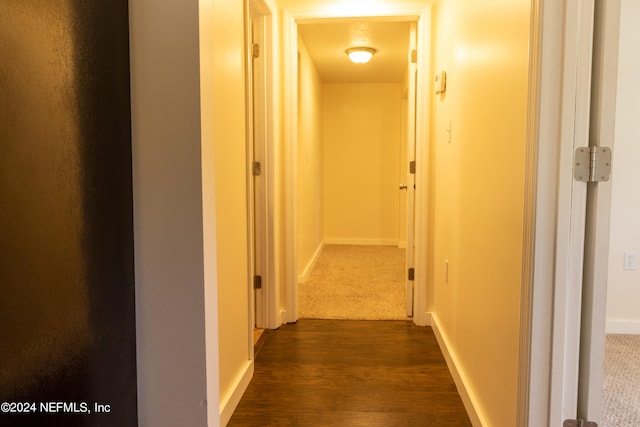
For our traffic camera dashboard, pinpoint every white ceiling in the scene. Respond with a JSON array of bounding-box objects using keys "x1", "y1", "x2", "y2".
[{"x1": 297, "y1": 20, "x2": 411, "y2": 83}]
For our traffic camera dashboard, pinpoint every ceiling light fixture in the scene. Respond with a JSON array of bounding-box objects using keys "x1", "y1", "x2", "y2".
[{"x1": 346, "y1": 47, "x2": 376, "y2": 64}]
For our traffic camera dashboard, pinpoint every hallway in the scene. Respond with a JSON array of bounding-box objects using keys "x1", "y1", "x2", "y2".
[{"x1": 229, "y1": 320, "x2": 471, "y2": 426}]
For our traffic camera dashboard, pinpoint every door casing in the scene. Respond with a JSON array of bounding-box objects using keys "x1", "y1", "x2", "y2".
[
  {"x1": 522, "y1": 0, "x2": 620, "y2": 425},
  {"x1": 578, "y1": 0, "x2": 620, "y2": 422},
  {"x1": 405, "y1": 22, "x2": 418, "y2": 318},
  {"x1": 281, "y1": 3, "x2": 432, "y2": 327},
  {"x1": 246, "y1": 0, "x2": 279, "y2": 335}
]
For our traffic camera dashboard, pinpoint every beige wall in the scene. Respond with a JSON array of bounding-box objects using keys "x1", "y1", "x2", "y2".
[
  {"x1": 430, "y1": 0, "x2": 530, "y2": 425},
  {"x1": 323, "y1": 83, "x2": 402, "y2": 245},
  {"x1": 204, "y1": 0, "x2": 252, "y2": 422},
  {"x1": 297, "y1": 36, "x2": 325, "y2": 282}
]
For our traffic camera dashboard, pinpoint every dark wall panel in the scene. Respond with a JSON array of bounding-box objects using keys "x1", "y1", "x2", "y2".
[{"x1": 0, "y1": 1, "x2": 137, "y2": 426}]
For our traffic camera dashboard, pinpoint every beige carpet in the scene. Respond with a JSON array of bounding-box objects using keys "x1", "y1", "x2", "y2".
[
  {"x1": 603, "y1": 334, "x2": 640, "y2": 426},
  {"x1": 298, "y1": 244, "x2": 409, "y2": 320}
]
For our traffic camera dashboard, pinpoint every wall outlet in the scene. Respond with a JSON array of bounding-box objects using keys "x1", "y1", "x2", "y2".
[{"x1": 624, "y1": 251, "x2": 638, "y2": 271}]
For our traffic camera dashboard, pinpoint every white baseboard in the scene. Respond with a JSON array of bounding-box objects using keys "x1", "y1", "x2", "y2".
[
  {"x1": 324, "y1": 238, "x2": 398, "y2": 246},
  {"x1": 298, "y1": 242, "x2": 324, "y2": 284},
  {"x1": 274, "y1": 308, "x2": 282, "y2": 327},
  {"x1": 422, "y1": 311, "x2": 432, "y2": 326},
  {"x1": 398, "y1": 240, "x2": 407, "y2": 249},
  {"x1": 606, "y1": 319, "x2": 640, "y2": 334},
  {"x1": 430, "y1": 313, "x2": 487, "y2": 427},
  {"x1": 219, "y1": 360, "x2": 254, "y2": 426},
  {"x1": 413, "y1": 311, "x2": 432, "y2": 327},
  {"x1": 279, "y1": 309, "x2": 288, "y2": 325}
]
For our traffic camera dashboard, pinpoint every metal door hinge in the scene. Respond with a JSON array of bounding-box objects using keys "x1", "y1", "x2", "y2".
[
  {"x1": 254, "y1": 275, "x2": 262, "y2": 289},
  {"x1": 408, "y1": 268, "x2": 415, "y2": 281},
  {"x1": 252, "y1": 43, "x2": 260, "y2": 59},
  {"x1": 574, "y1": 146, "x2": 611, "y2": 182},
  {"x1": 409, "y1": 161, "x2": 416, "y2": 174},
  {"x1": 252, "y1": 161, "x2": 261, "y2": 176},
  {"x1": 411, "y1": 49, "x2": 417, "y2": 63},
  {"x1": 563, "y1": 419, "x2": 597, "y2": 427}
]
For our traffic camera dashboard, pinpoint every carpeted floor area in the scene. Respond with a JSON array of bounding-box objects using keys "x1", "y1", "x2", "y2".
[
  {"x1": 603, "y1": 334, "x2": 640, "y2": 427},
  {"x1": 298, "y1": 244, "x2": 409, "y2": 320}
]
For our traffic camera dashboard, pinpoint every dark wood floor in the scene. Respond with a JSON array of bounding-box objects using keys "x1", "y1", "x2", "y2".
[{"x1": 228, "y1": 319, "x2": 471, "y2": 426}]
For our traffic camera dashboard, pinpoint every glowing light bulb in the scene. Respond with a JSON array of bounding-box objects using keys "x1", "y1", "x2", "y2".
[{"x1": 346, "y1": 47, "x2": 376, "y2": 64}]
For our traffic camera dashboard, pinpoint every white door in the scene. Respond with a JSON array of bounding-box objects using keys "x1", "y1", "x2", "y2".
[
  {"x1": 248, "y1": 2, "x2": 269, "y2": 330},
  {"x1": 538, "y1": 0, "x2": 619, "y2": 424},
  {"x1": 551, "y1": 0, "x2": 598, "y2": 421},
  {"x1": 524, "y1": 0, "x2": 600, "y2": 424},
  {"x1": 577, "y1": 0, "x2": 622, "y2": 423},
  {"x1": 404, "y1": 23, "x2": 418, "y2": 317}
]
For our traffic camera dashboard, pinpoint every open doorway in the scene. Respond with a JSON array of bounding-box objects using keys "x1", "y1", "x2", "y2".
[
  {"x1": 294, "y1": 19, "x2": 414, "y2": 321},
  {"x1": 281, "y1": 5, "x2": 432, "y2": 327}
]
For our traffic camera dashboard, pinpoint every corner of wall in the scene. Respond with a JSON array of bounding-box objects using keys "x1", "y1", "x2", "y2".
[
  {"x1": 130, "y1": 0, "x2": 209, "y2": 425},
  {"x1": 298, "y1": 241, "x2": 324, "y2": 284}
]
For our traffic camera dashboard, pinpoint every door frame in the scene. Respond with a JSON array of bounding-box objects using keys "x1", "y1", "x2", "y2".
[
  {"x1": 548, "y1": 0, "x2": 595, "y2": 422},
  {"x1": 523, "y1": 0, "x2": 620, "y2": 424},
  {"x1": 245, "y1": 0, "x2": 279, "y2": 331},
  {"x1": 577, "y1": 0, "x2": 620, "y2": 421},
  {"x1": 248, "y1": 1, "x2": 267, "y2": 333},
  {"x1": 282, "y1": 3, "x2": 432, "y2": 326},
  {"x1": 405, "y1": 22, "x2": 418, "y2": 318},
  {"x1": 522, "y1": 0, "x2": 594, "y2": 423}
]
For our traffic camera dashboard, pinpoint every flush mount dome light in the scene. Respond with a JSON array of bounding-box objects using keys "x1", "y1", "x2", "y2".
[{"x1": 346, "y1": 47, "x2": 376, "y2": 64}]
